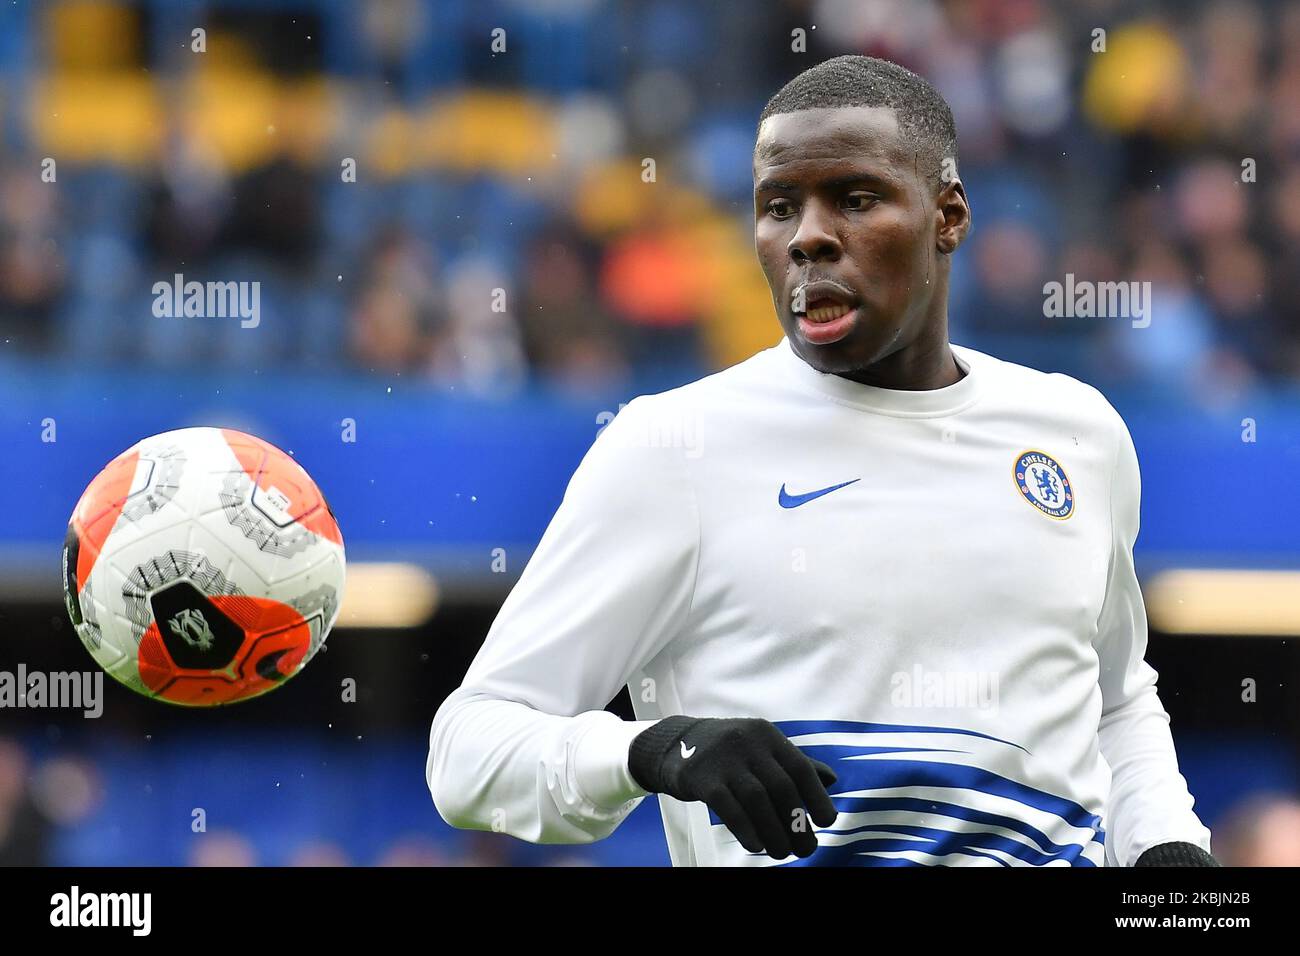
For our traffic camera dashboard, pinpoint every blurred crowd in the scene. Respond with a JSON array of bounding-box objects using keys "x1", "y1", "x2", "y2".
[
  {"x1": 0, "y1": 734, "x2": 623, "y2": 866},
  {"x1": 0, "y1": 0, "x2": 1297, "y2": 403}
]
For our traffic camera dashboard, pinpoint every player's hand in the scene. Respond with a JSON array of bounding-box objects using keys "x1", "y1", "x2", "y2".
[{"x1": 628, "y1": 715, "x2": 839, "y2": 860}]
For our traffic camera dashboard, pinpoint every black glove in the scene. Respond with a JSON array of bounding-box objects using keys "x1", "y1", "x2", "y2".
[
  {"x1": 628, "y1": 715, "x2": 839, "y2": 860},
  {"x1": 1134, "y1": 842, "x2": 1221, "y2": 867}
]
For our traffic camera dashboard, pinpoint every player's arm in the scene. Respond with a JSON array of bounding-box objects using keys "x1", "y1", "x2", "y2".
[
  {"x1": 427, "y1": 397, "x2": 697, "y2": 845},
  {"x1": 1092, "y1": 405, "x2": 1215, "y2": 866},
  {"x1": 427, "y1": 397, "x2": 837, "y2": 857}
]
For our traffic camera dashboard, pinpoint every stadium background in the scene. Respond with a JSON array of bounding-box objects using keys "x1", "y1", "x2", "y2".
[{"x1": 2, "y1": 0, "x2": 1299, "y2": 866}]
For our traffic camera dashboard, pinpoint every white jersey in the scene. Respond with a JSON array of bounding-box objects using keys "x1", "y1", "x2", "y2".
[{"x1": 427, "y1": 337, "x2": 1211, "y2": 867}]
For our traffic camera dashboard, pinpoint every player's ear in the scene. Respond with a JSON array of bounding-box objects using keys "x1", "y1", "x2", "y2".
[{"x1": 935, "y1": 177, "x2": 970, "y2": 255}]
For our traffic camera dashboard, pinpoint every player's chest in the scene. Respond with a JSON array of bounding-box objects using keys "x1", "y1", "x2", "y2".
[{"x1": 690, "y1": 426, "x2": 1113, "y2": 635}]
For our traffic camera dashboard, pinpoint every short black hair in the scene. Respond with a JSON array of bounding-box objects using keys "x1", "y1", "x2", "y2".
[{"x1": 758, "y1": 55, "x2": 958, "y2": 189}]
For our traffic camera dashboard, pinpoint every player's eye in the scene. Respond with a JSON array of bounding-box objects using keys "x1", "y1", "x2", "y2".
[
  {"x1": 843, "y1": 191, "x2": 878, "y2": 211},
  {"x1": 766, "y1": 198, "x2": 796, "y2": 219}
]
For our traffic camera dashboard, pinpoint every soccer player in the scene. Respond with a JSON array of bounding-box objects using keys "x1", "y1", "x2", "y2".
[{"x1": 427, "y1": 55, "x2": 1215, "y2": 867}]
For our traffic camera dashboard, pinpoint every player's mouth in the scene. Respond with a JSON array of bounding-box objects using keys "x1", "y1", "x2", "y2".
[{"x1": 792, "y1": 280, "x2": 860, "y2": 346}]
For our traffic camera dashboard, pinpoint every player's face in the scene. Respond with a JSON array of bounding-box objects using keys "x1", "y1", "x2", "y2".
[{"x1": 753, "y1": 106, "x2": 955, "y2": 376}]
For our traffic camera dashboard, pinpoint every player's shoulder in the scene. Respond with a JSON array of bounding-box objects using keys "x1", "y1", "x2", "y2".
[
  {"x1": 955, "y1": 342, "x2": 1126, "y2": 434},
  {"x1": 614, "y1": 339, "x2": 785, "y2": 420},
  {"x1": 587, "y1": 349, "x2": 776, "y2": 466}
]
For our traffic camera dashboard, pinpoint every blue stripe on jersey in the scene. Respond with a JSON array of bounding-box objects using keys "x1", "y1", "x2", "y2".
[
  {"x1": 706, "y1": 719, "x2": 1106, "y2": 866},
  {"x1": 780, "y1": 832, "x2": 1098, "y2": 867},
  {"x1": 824, "y1": 796, "x2": 1103, "y2": 857},
  {"x1": 818, "y1": 757, "x2": 1102, "y2": 832},
  {"x1": 812, "y1": 821, "x2": 1092, "y2": 866},
  {"x1": 776, "y1": 718, "x2": 1031, "y2": 754}
]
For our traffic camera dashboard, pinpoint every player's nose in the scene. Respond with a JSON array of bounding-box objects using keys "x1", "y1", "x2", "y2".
[{"x1": 787, "y1": 199, "x2": 842, "y2": 264}]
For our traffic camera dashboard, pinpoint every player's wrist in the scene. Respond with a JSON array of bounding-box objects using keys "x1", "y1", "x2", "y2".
[
  {"x1": 572, "y1": 714, "x2": 658, "y2": 809},
  {"x1": 628, "y1": 715, "x2": 704, "y2": 793}
]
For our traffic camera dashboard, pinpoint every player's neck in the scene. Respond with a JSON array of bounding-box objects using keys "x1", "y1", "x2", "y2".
[{"x1": 836, "y1": 334, "x2": 964, "y2": 391}]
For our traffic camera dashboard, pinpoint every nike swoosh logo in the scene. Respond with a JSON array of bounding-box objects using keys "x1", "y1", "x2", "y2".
[
  {"x1": 779, "y1": 478, "x2": 861, "y2": 509},
  {"x1": 680, "y1": 741, "x2": 696, "y2": 759}
]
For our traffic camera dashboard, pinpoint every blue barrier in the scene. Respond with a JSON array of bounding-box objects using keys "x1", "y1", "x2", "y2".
[{"x1": 3, "y1": 360, "x2": 1299, "y2": 595}]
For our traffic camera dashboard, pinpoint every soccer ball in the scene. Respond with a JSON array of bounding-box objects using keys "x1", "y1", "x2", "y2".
[{"x1": 62, "y1": 427, "x2": 345, "y2": 706}]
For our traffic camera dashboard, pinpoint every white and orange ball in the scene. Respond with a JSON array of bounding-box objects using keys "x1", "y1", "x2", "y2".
[{"x1": 62, "y1": 427, "x2": 345, "y2": 706}]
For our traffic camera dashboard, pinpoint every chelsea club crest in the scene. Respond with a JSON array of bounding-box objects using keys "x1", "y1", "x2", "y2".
[{"x1": 1013, "y1": 450, "x2": 1074, "y2": 520}]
